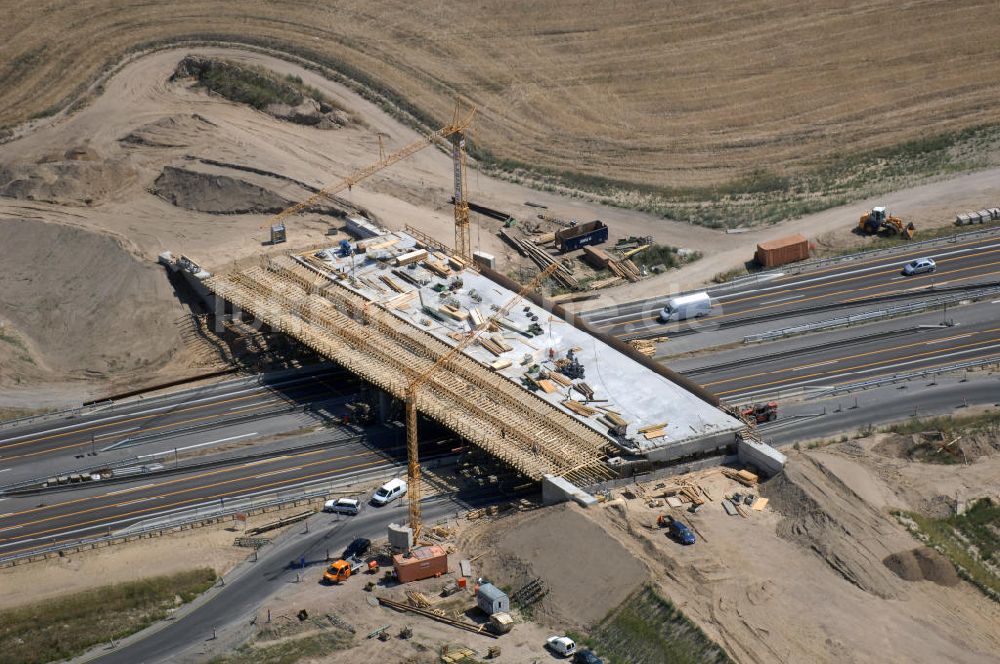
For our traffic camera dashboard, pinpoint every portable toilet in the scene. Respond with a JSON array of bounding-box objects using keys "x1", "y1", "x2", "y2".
[{"x1": 476, "y1": 583, "x2": 510, "y2": 615}]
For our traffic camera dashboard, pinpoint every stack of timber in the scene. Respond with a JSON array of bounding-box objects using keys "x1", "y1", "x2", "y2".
[
  {"x1": 498, "y1": 229, "x2": 579, "y2": 290},
  {"x1": 630, "y1": 337, "x2": 668, "y2": 357},
  {"x1": 722, "y1": 468, "x2": 759, "y2": 487},
  {"x1": 607, "y1": 257, "x2": 641, "y2": 282},
  {"x1": 588, "y1": 275, "x2": 623, "y2": 290}
]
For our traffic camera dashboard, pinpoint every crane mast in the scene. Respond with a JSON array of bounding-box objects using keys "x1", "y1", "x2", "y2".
[
  {"x1": 404, "y1": 262, "x2": 559, "y2": 539},
  {"x1": 451, "y1": 130, "x2": 472, "y2": 262}
]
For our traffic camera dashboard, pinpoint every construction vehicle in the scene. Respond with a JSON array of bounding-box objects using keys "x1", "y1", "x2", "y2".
[
  {"x1": 657, "y1": 515, "x2": 696, "y2": 545},
  {"x1": 858, "y1": 207, "x2": 915, "y2": 239},
  {"x1": 323, "y1": 555, "x2": 365, "y2": 583},
  {"x1": 740, "y1": 402, "x2": 777, "y2": 424}
]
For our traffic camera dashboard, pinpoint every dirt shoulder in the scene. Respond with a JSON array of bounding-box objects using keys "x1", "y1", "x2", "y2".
[{"x1": 575, "y1": 439, "x2": 1000, "y2": 663}]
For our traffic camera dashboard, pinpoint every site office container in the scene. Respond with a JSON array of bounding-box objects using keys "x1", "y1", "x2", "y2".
[
  {"x1": 755, "y1": 234, "x2": 809, "y2": 267},
  {"x1": 555, "y1": 220, "x2": 609, "y2": 252},
  {"x1": 393, "y1": 545, "x2": 448, "y2": 583}
]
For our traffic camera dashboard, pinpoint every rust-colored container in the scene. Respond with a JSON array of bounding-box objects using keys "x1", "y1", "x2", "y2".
[
  {"x1": 393, "y1": 545, "x2": 448, "y2": 583},
  {"x1": 755, "y1": 234, "x2": 809, "y2": 267}
]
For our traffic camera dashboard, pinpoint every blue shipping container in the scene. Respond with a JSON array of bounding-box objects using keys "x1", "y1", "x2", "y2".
[{"x1": 555, "y1": 220, "x2": 609, "y2": 252}]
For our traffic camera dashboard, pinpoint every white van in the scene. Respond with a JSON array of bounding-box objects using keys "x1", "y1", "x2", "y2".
[
  {"x1": 371, "y1": 478, "x2": 407, "y2": 506},
  {"x1": 658, "y1": 292, "x2": 712, "y2": 322}
]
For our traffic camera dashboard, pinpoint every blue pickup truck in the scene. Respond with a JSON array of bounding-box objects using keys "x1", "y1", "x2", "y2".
[{"x1": 658, "y1": 515, "x2": 696, "y2": 545}]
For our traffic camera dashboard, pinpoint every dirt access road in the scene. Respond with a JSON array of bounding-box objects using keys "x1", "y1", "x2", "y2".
[
  {"x1": 4, "y1": 46, "x2": 1000, "y2": 403},
  {"x1": 4, "y1": 1, "x2": 1000, "y2": 190}
]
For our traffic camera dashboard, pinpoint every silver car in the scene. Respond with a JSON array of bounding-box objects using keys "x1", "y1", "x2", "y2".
[
  {"x1": 323, "y1": 497, "x2": 360, "y2": 515},
  {"x1": 902, "y1": 257, "x2": 935, "y2": 275}
]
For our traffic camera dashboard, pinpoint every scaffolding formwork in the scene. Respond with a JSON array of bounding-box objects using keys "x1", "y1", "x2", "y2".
[{"x1": 206, "y1": 255, "x2": 612, "y2": 485}]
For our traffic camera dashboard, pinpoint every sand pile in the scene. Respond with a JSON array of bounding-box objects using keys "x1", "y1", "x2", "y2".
[
  {"x1": 0, "y1": 218, "x2": 183, "y2": 385},
  {"x1": 152, "y1": 165, "x2": 293, "y2": 214},
  {"x1": 763, "y1": 454, "x2": 913, "y2": 598},
  {"x1": 120, "y1": 114, "x2": 218, "y2": 148},
  {"x1": 0, "y1": 147, "x2": 137, "y2": 206},
  {"x1": 883, "y1": 547, "x2": 960, "y2": 586},
  {"x1": 479, "y1": 503, "x2": 648, "y2": 627}
]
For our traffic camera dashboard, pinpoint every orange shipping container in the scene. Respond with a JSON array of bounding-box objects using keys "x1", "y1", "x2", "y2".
[
  {"x1": 755, "y1": 234, "x2": 809, "y2": 268},
  {"x1": 393, "y1": 545, "x2": 448, "y2": 583}
]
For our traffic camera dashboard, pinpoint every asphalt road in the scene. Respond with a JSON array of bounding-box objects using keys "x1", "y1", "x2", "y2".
[
  {"x1": 0, "y1": 437, "x2": 386, "y2": 559},
  {"x1": 0, "y1": 425, "x2": 463, "y2": 560},
  {"x1": 761, "y1": 378, "x2": 1000, "y2": 446},
  {"x1": 586, "y1": 232, "x2": 1000, "y2": 338},
  {"x1": 0, "y1": 366, "x2": 360, "y2": 473},
  {"x1": 679, "y1": 312, "x2": 1000, "y2": 402},
  {"x1": 88, "y1": 491, "x2": 484, "y2": 664}
]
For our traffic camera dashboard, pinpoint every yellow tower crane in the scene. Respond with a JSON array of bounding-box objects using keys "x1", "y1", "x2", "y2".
[
  {"x1": 260, "y1": 103, "x2": 476, "y2": 242},
  {"x1": 451, "y1": 126, "x2": 472, "y2": 262},
  {"x1": 404, "y1": 262, "x2": 559, "y2": 539}
]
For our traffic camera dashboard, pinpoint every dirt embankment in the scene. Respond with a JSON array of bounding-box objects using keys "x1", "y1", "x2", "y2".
[
  {"x1": 883, "y1": 547, "x2": 960, "y2": 586},
  {"x1": 0, "y1": 218, "x2": 183, "y2": 387},
  {"x1": 0, "y1": 146, "x2": 137, "y2": 206},
  {"x1": 464, "y1": 503, "x2": 648, "y2": 629},
  {"x1": 153, "y1": 165, "x2": 294, "y2": 214}
]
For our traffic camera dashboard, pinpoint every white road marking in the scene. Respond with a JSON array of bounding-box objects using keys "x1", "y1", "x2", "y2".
[
  {"x1": 254, "y1": 466, "x2": 303, "y2": 479},
  {"x1": 171, "y1": 432, "x2": 258, "y2": 453},
  {"x1": 0, "y1": 468, "x2": 11, "y2": 473},
  {"x1": 0, "y1": 525, "x2": 22, "y2": 533},
  {"x1": 925, "y1": 334, "x2": 972, "y2": 345},
  {"x1": 762, "y1": 294, "x2": 804, "y2": 305},
  {"x1": 93, "y1": 426, "x2": 140, "y2": 440},
  {"x1": 0, "y1": 386, "x2": 274, "y2": 445},
  {"x1": 116, "y1": 496, "x2": 159, "y2": 507},
  {"x1": 794, "y1": 359, "x2": 837, "y2": 371},
  {"x1": 104, "y1": 483, "x2": 156, "y2": 497}
]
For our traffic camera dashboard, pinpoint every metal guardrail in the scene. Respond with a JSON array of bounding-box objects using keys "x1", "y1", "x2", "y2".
[
  {"x1": 580, "y1": 225, "x2": 1000, "y2": 322},
  {"x1": 0, "y1": 462, "x2": 408, "y2": 568},
  {"x1": 809, "y1": 357, "x2": 1000, "y2": 398},
  {"x1": 0, "y1": 401, "x2": 113, "y2": 432},
  {"x1": 743, "y1": 284, "x2": 1000, "y2": 343},
  {"x1": 763, "y1": 225, "x2": 1000, "y2": 276},
  {"x1": 0, "y1": 432, "x2": 365, "y2": 495},
  {"x1": 101, "y1": 404, "x2": 301, "y2": 451}
]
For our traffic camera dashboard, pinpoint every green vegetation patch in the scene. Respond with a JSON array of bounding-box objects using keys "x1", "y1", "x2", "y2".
[
  {"x1": 628, "y1": 243, "x2": 700, "y2": 272},
  {"x1": 885, "y1": 410, "x2": 1000, "y2": 438},
  {"x1": 0, "y1": 567, "x2": 216, "y2": 664},
  {"x1": 573, "y1": 585, "x2": 732, "y2": 664},
  {"x1": 900, "y1": 498, "x2": 1000, "y2": 601},
  {"x1": 174, "y1": 56, "x2": 348, "y2": 120},
  {"x1": 208, "y1": 630, "x2": 352, "y2": 664},
  {"x1": 477, "y1": 123, "x2": 1000, "y2": 229}
]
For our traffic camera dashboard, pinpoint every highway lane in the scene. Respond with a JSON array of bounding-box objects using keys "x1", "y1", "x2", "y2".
[
  {"x1": 0, "y1": 438, "x2": 385, "y2": 557},
  {"x1": 679, "y1": 316, "x2": 1000, "y2": 402},
  {"x1": 0, "y1": 366, "x2": 359, "y2": 467},
  {"x1": 0, "y1": 430, "x2": 461, "y2": 559},
  {"x1": 586, "y1": 232, "x2": 1000, "y2": 338}
]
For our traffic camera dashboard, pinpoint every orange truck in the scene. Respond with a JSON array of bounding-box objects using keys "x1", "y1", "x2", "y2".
[{"x1": 322, "y1": 556, "x2": 365, "y2": 584}]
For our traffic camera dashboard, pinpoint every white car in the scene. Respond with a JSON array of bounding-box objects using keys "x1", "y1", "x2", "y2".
[
  {"x1": 902, "y1": 257, "x2": 935, "y2": 275},
  {"x1": 546, "y1": 635, "x2": 577, "y2": 658},
  {"x1": 371, "y1": 478, "x2": 407, "y2": 506},
  {"x1": 323, "y1": 497, "x2": 360, "y2": 515}
]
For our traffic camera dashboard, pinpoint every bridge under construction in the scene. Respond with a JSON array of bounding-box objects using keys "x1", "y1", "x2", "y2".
[{"x1": 201, "y1": 230, "x2": 744, "y2": 487}]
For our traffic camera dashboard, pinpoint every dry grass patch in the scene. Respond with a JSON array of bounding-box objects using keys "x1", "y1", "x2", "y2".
[
  {"x1": 2, "y1": 2, "x2": 1000, "y2": 226},
  {"x1": 0, "y1": 567, "x2": 216, "y2": 664}
]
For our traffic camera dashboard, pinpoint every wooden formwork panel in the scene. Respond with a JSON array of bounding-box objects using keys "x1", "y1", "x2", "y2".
[{"x1": 206, "y1": 260, "x2": 611, "y2": 484}]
